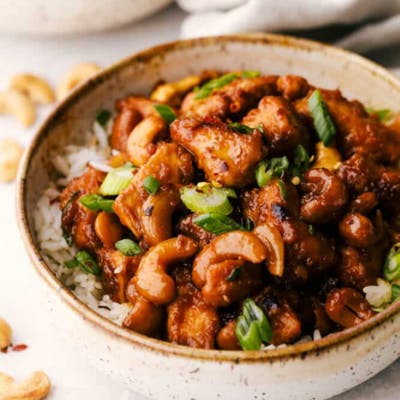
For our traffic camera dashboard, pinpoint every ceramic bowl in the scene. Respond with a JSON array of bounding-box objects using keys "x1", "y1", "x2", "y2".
[
  {"x1": 0, "y1": 0, "x2": 171, "y2": 35},
  {"x1": 16, "y1": 34, "x2": 400, "y2": 400}
]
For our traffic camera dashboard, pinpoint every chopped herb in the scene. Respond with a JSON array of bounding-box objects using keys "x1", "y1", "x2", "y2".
[
  {"x1": 226, "y1": 267, "x2": 242, "y2": 282},
  {"x1": 277, "y1": 179, "x2": 287, "y2": 200},
  {"x1": 228, "y1": 122, "x2": 254, "y2": 134},
  {"x1": 243, "y1": 217, "x2": 254, "y2": 231},
  {"x1": 308, "y1": 90, "x2": 336, "y2": 146},
  {"x1": 100, "y1": 163, "x2": 135, "y2": 196},
  {"x1": 366, "y1": 107, "x2": 392, "y2": 122},
  {"x1": 384, "y1": 243, "x2": 400, "y2": 282},
  {"x1": 80, "y1": 194, "x2": 114, "y2": 213},
  {"x1": 64, "y1": 251, "x2": 101, "y2": 276},
  {"x1": 391, "y1": 283, "x2": 400, "y2": 303},
  {"x1": 153, "y1": 104, "x2": 176, "y2": 124},
  {"x1": 255, "y1": 157, "x2": 289, "y2": 188},
  {"x1": 257, "y1": 123, "x2": 265, "y2": 135},
  {"x1": 193, "y1": 213, "x2": 243, "y2": 234},
  {"x1": 62, "y1": 228, "x2": 73, "y2": 247},
  {"x1": 235, "y1": 298, "x2": 272, "y2": 350},
  {"x1": 64, "y1": 259, "x2": 79, "y2": 268},
  {"x1": 241, "y1": 70, "x2": 261, "y2": 78},
  {"x1": 180, "y1": 183, "x2": 236, "y2": 215},
  {"x1": 96, "y1": 109, "x2": 111, "y2": 127},
  {"x1": 115, "y1": 239, "x2": 142, "y2": 256},
  {"x1": 293, "y1": 144, "x2": 310, "y2": 176},
  {"x1": 195, "y1": 73, "x2": 239, "y2": 100},
  {"x1": 143, "y1": 176, "x2": 160, "y2": 196},
  {"x1": 308, "y1": 224, "x2": 314, "y2": 235}
]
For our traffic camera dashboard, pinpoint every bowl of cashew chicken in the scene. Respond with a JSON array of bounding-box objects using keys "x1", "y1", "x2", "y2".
[{"x1": 17, "y1": 34, "x2": 400, "y2": 400}]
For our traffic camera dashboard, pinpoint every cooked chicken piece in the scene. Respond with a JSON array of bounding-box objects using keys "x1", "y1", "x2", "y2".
[
  {"x1": 181, "y1": 75, "x2": 277, "y2": 119},
  {"x1": 171, "y1": 117, "x2": 265, "y2": 187},
  {"x1": 60, "y1": 167, "x2": 106, "y2": 251},
  {"x1": 254, "y1": 287, "x2": 302, "y2": 345},
  {"x1": 295, "y1": 89, "x2": 400, "y2": 164},
  {"x1": 167, "y1": 268, "x2": 220, "y2": 349},
  {"x1": 242, "y1": 96, "x2": 309, "y2": 155},
  {"x1": 242, "y1": 180, "x2": 337, "y2": 278},
  {"x1": 113, "y1": 142, "x2": 193, "y2": 246},
  {"x1": 97, "y1": 248, "x2": 141, "y2": 303},
  {"x1": 276, "y1": 75, "x2": 310, "y2": 101},
  {"x1": 176, "y1": 213, "x2": 217, "y2": 249}
]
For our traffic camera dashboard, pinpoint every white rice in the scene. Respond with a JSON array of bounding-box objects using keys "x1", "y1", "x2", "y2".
[
  {"x1": 34, "y1": 122, "x2": 131, "y2": 325},
  {"x1": 34, "y1": 120, "x2": 322, "y2": 347}
]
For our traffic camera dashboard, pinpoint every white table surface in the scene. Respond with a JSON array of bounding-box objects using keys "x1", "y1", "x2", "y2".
[{"x1": 0, "y1": 5, "x2": 398, "y2": 399}]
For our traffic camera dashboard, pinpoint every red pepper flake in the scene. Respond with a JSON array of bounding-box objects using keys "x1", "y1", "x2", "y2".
[{"x1": 11, "y1": 343, "x2": 28, "y2": 352}]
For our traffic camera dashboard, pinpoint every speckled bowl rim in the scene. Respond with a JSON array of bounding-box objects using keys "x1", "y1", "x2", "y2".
[{"x1": 16, "y1": 34, "x2": 400, "y2": 363}]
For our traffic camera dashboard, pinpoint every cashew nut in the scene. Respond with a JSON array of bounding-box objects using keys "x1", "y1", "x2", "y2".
[
  {"x1": 0, "y1": 139, "x2": 24, "y2": 182},
  {"x1": 133, "y1": 235, "x2": 198, "y2": 304},
  {"x1": 0, "y1": 371, "x2": 50, "y2": 400},
  {"x1": 192, "y1": 231, "x2": 268, "y2": 288},
  {"x1": 0, "y1": 317, "x2": 12, "y2": 350},
  {"x1": 57, "y1": 63, "x2": 101, "y2": 100},
  {"x1": 10, "y1": 74, "x2": 55, "y2": 105},
  {"x1": 126, "y1": 115, "x2": 166, "y2": 166},
  {"x1": 312, "y1": 141, "x2": 342, "y2": 171},
  {"x1": 94, "y1": 211, "x2": 123, "y2": 248},
  {"x1": 253, "y1": 223, "x2": 285, "y2": 277},
  {"x1": 150, "y1": 75, "x2": 201, "y2": 104},
  {"x1": 0, "y1": 90, "x2": 35, "y2": 127}
]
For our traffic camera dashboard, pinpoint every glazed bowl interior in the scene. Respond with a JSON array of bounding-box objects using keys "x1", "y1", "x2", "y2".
[{"x1": 17, "y1": 34, "x2": 400, "y2": 361}]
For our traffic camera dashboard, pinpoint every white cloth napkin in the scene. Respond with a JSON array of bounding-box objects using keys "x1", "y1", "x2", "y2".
[{"x1": 177, "y1": 0, "x2": 400, "y2": 52}]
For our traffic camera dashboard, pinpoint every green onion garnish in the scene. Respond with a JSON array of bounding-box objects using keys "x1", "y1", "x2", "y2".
[
  {"x1": 99, "y1": 164, "x2": 135, "y2": 196},
  {"x1": 308, "y1": 90, "x2": 336, "y2": 146},
  {"x1": 308, "y1": 224, "x2": 314, "y2": 235},
  {"x1": 226, "y1": 267, "x2": 242, "y2": 282},
  {"x1": 235, "y1": 298, "x2": 272, "y2": 350},
  {"x1": 366, "y1": 107, "x2": 392, "y2": 122},
  {"x1": 180, "y1": 183, "x2": 236, "y2": 215},
  {"x1": 292, "y1": 144, "x2": 310, "y2": 175},
  {"x1": 391, "y1": 283, "x2": 400, "y2": 303},
  {"x1": 80, "y1": 194, "x2": 114, "y2": 213},
  {"x1": 195, "y1": 73, "x2": 239, "y2": 100},
  {"x1": 277, "y1": 179, "x2": 287, "y2": 200},
  {"x1": 153, "y1": 104, "x2": 176, "y2": 124},
  {"x1": 143, "y1": 176, "x2": 160, "y2": 196},
  {"x1": 64, "y1": 250, "x2": 101, "y2": 276},
  {"x1": 241, "y1": 70, "x2": 261, "y2": 78},
  {"x1": 255, "y1": 156, "x2": 289, "y2": 188},
  {"x1": 228, "y1": 122, "x2": 254, "y2": 134},
  {"x1": 96, "y1": 109, "x2": 111, "y2": 127},
  {"x1": 384, "y1": 243, "x2": 400, "y2": 282},
  {"x1": 115, "y1": 238, "x2": 142, "y2": 256},
  {"x1": 193, "y1": 213, "x2": 243, "y2": 234}
]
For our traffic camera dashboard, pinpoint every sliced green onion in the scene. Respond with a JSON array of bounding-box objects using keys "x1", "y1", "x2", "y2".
[
  {"x1": 241, "y1": 70, "x2": 261, "y2": 78},
  {"x1": 195, "y1": 73, "x2": 239, "y2": 100},
  {"x1": 193, "y1": 213, "x2": 243, "y2": 234},
  {"x1": 293, "y1": 144, "x2": 310, "y2": 175},
  {"x1": 366, "y1": 107, "x2": 392, "y2": 122},
  {"x1": 62, "y1": 228, "x2": 73, "y2": 247},
  {"x1": 65, "y1": 251, "x2": 101, "y2": 276},
  {"x1": 391, "y1": 283, "x2": 400, "y2": 303},
  {"x1": 180, "y1": 183, "x2": 236, "y2": 215},
  {"x1": 277, "y1": 179, "x2": 287, "y2": 200},
  {"x1": 226, "y1": 267, "x2": 242, "y2": 282},
  {"x1": 99, "y1": 164, "x2": 135, "y2": 196},
  {"x1": 308, "y1": 90, "x2": 336, "y2": 146},
  {"x1": 243, "y1": 217, "x2": 254, "y2": 231},
  {"x1": 143, "y1": 176, "x2": 160, "y2": 196},
  {"x1": 257, "y1": 123, "x2": 265, "y2": 135},
  {"x1": 79, "y1": 194, "x2": 114, "y2": 213},
  {"x1": 255, "y1": 157, "x2": 289, "y2": 188},
  {"x1": 96, "y1": 109, "x2": 111, "y2": 127},
  {"x1": 153, "y1": 104, "x2": 176, "y2": 124},
  {"x1": 384, "y1": 243, "x2": 400, "y2": 282},
  {"x1": 235, "y1": 298, "x2": 272, "y2": 350},
  {"x1": 228, "y1": 122, "x2": 254, "y2": 134},
  {"x1": 115, "y1": 239, "x2": 142, "y2": 256}
]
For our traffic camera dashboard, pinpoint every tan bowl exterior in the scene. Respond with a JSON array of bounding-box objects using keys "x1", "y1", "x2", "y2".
[{"x1": 16, "y1": 34, "x2": 400, "y2": 400}]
